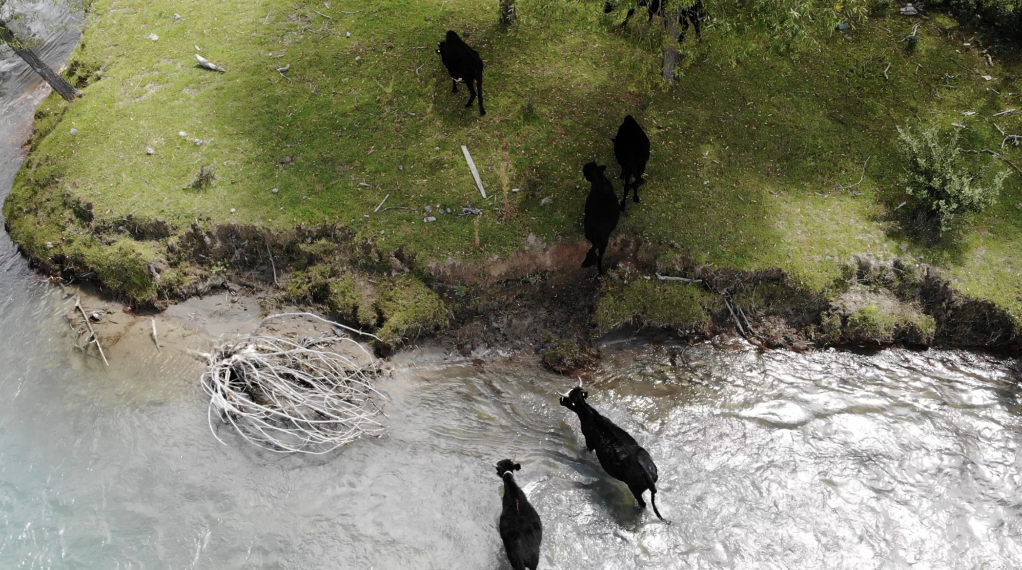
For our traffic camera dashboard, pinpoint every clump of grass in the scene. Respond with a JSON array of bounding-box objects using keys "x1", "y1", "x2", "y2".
[{"x1": 190, "y1": 165, "x2": 216, "y2": 190}]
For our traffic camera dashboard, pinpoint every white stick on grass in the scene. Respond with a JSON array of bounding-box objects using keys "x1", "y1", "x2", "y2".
[{"x1": 461, "y1": 145, "x2": 486, "y2": 199}]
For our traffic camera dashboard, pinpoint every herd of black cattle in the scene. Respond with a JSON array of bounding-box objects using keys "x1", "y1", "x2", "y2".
[
  {"x1": 496, "y1": 380, "x2": 669, "y2": 570},
  {"x1": 434, "y1": 9, "x2": 692, "y2": 566},
  {"x1": 436, "y1": 1, "x2": 700, "y2": 279}
]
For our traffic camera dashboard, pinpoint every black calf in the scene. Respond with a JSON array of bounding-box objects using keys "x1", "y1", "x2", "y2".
[
  {"x1": 436, "y1": 30, "x2": 486, "y2": 116},
  {"x1": 612, "y1": 115, "x2": 650, "y2": 212},
  {"x1": 559, "y1": 382, "x2": 670, "y2": 523},
  {"x1": 581, "y1": 162, "x2": 620, "y2": 274},
  {"x1": 495, "y1": 459, "x2": 543, "y2": 570}
]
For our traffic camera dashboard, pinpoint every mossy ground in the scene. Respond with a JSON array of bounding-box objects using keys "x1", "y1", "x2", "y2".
[{"x1": 3, "y1": 0, "x2": 1022, "y2": 346}]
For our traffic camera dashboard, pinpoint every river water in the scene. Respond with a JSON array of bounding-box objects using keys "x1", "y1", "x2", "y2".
[{"x1": 2, "y1": 3, "x2": 1022, "y2": 569}]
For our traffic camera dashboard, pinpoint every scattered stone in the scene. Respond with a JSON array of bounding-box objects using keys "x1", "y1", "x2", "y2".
[
  {"x1": 69, "y1": 128, "x2": 78, "y2": 135},
  {"x1": 399, "y1": 165, "x2": 404, "y2": 171},
  {"x1": 527, "y1": 233, "x2": 538, "y2": 247},
  {"x1": 899, "y1": 3, "x2": 918, "y2": 15},
  {"x1": 836, "y1": 21, "x2": 850, "y2": 31},
  {"x1": 194, "y1": 139, "x2": 204, "y2": 146},
  {"x1": 358, "y1": 182, "x2": 371, "y2": 188},
  {"x1": 434, "y1": 146, "x2": 440, "y2": 151},
  {"x1": 179, "y1": 131, "x2": 187, "y2": 137},
  {"x1": 540, "y1": 196, "x2": 553, "y2": 206},
  {"x1": 424, "y1": 216, "x2": 437, "y2": 223},
  {"x1": 146, "y1": 147, "x2": 155, "y2": 155},
  {"x1": 424, "y1": 205, "x2": 432, "y2": 213},
  {"x1": 281, "y1": 155, "x2": 294, "y2": 165},
  {"x1": 172, "y1": 13, "x2": 181, "y2": 19},
  {"x1": 89, "y1": 312, "x2": 101, "y2": 322},
  {"x1": 272, "y1": 187, "x2": 279, "y2": 194},
  {"x1": 346, "y1": 32, "x2": 351, "y2": 37},
  {"x1": 45, "y1": 241, "x2": 54, "y2": 249},
  {"x1": 982, "y1": 75, "x2": 993, "y2": 81},
  {"x1": 148, "y1": 33, "x2": 159, "y2": 41},
  {"x1": 459, "y1": 207, "x2": 482, "y2": 216},
  {"x1": 445, "y1": 208, "x2": 452, "y2": 214},
  {"x1": 230, "y1": 208, "x2": 236, "y2": 213},
  {"x1": 355, "y1": 56, "x2": 361, "y2": 62},
  {"x1": 512, "y1": 188, "x2": 520, "y2": 193}
]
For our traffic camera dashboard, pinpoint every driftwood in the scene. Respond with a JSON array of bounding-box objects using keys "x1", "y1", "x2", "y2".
[
  {"x1": 74, "y1": 299, "x2": 109, "y2": 366},
  {"x1": 0, "y1": 19, "x2": 79, "y2": 101},
  {"x1": 201, "y1": 313, "x2": 385, "y2": 454},
  {"x1": 461, "y1": 145, "x2": 487, "y2": 198},
  {"x1": 151, "y1": 318, "x2": 162, "y2": 354}
]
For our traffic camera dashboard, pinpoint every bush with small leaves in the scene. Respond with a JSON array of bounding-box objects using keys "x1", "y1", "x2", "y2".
[{"x1": 896, "y1": 125, "x2": 1009, "y2": 235}]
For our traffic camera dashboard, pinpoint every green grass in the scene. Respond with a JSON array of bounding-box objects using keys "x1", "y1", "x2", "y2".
[{"x1": 4, "y1": 0, "x2": 1022, "y2": 337}]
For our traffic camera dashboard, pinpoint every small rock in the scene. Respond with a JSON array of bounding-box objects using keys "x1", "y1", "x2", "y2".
[
  {"x1": 281, "y1": 155, "x2": 294, "y2": 165},
  {"x1": 425, "y1": 205, "x2": 432, "y2": 213},
  {"x1": 527, "y1": 233, "x2": 538, "y2": 246},
  {"x1": 89, "y1": 312, "x2": 101, "y2": 322},
  {"x1": 346, "y1": 32, "x2": 351, "y2": 37},
  {"x1": 982, "y1": 75, "x2": 993, "y2": 81},
  {"x1": 540, "y1": 197, "x2": 553, "y2": 206},
  {"x1": 704, "y1": 180, "x2": 710, "y2": 185},
  {"x1": 445, "y1": 208, "x2": 452, "y2": 214},
  {"x1": 424, "y1": 216, "x2": 437, "y2": 223},
  {"x1": 148, "y1": 33, "x2": 159, "y2": 41},
  {"x1": 399, "y1": 165, "x2": 404, "y2": 171},
  {"x1": 434, "y1": 146, "x2": 440, "y2": 151},
  {"x1": 230, "y1": 208, "x2": 236, "y2": 213},
  {"x1": 178, "y1": 131, "x2": 187, "y2": 137},
  {"x1": 172, "y1": 13, "x2": 181, "y2": 19},
  {"x1": 146, "y1": 147, "x2": 155, "y2": 155},
  {"x1": 69, "y1": 128, "x2": 78, "y2": 135},
  {"x1": 271, "y1": 187, "x2": 279, "y2": 194},
  {"x1": 45, "y1": 241, "x2": 54, "y2": 249},
  {"x1": 899, "y1": 3, "x2": 918, "y2": 15},
  {"x1": 1015, "y1": 203, "x2": 1021, "y2": 210},
  {"x1": 355, "y1": 56, "x2": 361, "y2": 62},
  {"x1": 425, "y1": 16, "x2": 431, "y2": 21},
  {"x1": 194, "y1": 139, "x2": 203, "y2": 146},
  {"x1": 512, "y1": 188, "x2": 520, "y2": 193},
  {"x1": 302, "y1": 195, "x2": 309, "y2": 200},
  {"x1": 836, "y1": 21, "x2": 850, "y2": 31}
]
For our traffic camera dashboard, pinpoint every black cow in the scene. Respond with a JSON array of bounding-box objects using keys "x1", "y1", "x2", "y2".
[
  {"x1": 495, "y1": 459, "x2": 543, "y2": 570},
  {"x1": 436, "y1": 30, "x2": 486, "y2": 116},
  {"x1": 559, "y1": 381, "x2": 670, "y2": 523},
  {"x1": 612, "y1": 115, "x2": 651, "y2": 212},
  {"x1": 603, "y1": 0, "x2": 703, "y2": 42},
  {"x1": 581, "y1": 162, "x2": 620, "y2": 274}
]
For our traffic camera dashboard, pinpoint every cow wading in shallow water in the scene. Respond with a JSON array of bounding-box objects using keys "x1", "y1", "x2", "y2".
[{"x1": 560, "y1": 379, "x2": 670, "y2": 523}]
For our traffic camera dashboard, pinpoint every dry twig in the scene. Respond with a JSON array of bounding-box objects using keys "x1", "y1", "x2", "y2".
[{"x1": 75, "y1": 299, "x2": 108, "y2": 367}]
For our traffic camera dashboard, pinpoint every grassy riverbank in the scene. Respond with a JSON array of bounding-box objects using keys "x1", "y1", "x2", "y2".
[{"x1": 4, "y1": 0, "x2": 1022, "y2": 349}]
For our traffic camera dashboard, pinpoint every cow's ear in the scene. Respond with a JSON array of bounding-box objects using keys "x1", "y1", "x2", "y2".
[
  {"x1": 514, "y1": 463, "x2": 522, "y2": 471},
  {"x1": 582, "y1": 390, "x2": 588, "y2": 399}
]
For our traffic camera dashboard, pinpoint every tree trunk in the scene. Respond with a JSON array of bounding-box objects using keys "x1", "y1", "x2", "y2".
[
  {"x1": 662, "y1": 12, "x2": 680, "y2": 83},
  {"x1": 0, "y1": 19, "x2": 78, "y2": 101}
]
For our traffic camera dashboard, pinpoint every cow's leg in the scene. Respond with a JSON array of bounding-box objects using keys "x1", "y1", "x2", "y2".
[
  {"x1": 465, "y1": 79, "x2": 477, "y2": 109},
  {"x1": 678, "y1": 13, "x2": 690, "y2": 42},
  {"x1": 620, "y1": 170, "x2": 631, "y2": 211},
  {"x1": 628, "y1": 484, "x2": 648, "y2": 508},
  {"x1": 692, "y1": 8, "x2": 702, "y2": 39},
  {"x1": 619, "y1": 7, "x2": 636, "y2": 27}
]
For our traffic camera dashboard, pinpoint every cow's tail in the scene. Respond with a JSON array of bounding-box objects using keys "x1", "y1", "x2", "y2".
[{"x1": 645, "y1": 473, "x2": 670, "y2": 524}]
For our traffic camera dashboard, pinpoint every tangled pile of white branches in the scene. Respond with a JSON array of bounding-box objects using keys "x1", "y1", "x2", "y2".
[{"x1": 201, "y1": 313, "x2": 386, "y2": 454}]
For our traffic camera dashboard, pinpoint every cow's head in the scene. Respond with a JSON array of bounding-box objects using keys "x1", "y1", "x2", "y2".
[
  {"x1": 495, "y1": 459, "x2": 521, "y2": 477},
  {"x1": 436, "y1": 40, "x2": 445, "y2": 55},
  {"x1": 559, "y1": 378, "x2": 589, "y2": 410},
  {"x1": 582, "y1": 161, "x2": 606, "y2": 183}
]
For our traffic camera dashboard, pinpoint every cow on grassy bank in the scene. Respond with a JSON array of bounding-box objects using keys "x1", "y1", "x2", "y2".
[
  {"x1": 495, "y1": 459, "x2": 543, "y2": 570},
  {"x1": 603, "y1": 0, "x2": 704, "y2": 42},
  {"x1": 436, "y1": 30, "x2": 486, "y2": 116},
  {"x1": 559, "y1": 381, "x2": 670, "y2": 523},
  {"x1": 581, "y1": 162, "x2": 619, "y2": 274},
  {"x1": 612, "y1": 115, "x2": 650, "y2": 212}
]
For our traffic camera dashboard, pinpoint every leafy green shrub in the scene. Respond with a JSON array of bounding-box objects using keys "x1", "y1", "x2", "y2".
[
  {"x1": 929, "y1": 0, "x2": 1022, "y2": 41},
  {"x1": 896, "y1": 125, "x2": 1009, "y2": 235}
]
